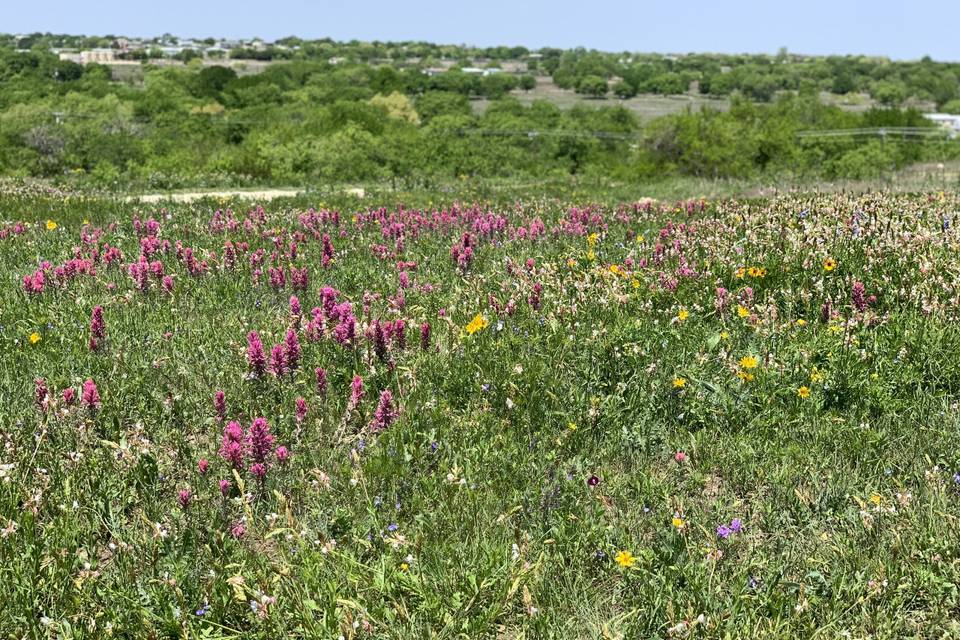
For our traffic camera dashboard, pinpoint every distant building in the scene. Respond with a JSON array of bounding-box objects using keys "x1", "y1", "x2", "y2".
[
  {"x1": 58, "y1": 49, "x2": 116, "y2": 64},
  {"x1": 924, "y1": 113, "x2": 960, "y2": 138}
]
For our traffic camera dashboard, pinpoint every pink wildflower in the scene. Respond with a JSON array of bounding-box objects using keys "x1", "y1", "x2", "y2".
[
  {"x1": 370, "y1": 390, "x2": 398, "y2": 433},
  {"x1": 214, "y1": 390, "x2": 226, "y2": 422},
  {"x1": 315, "y1": 367, "x2": 328, "y2": 396},
  {"x1": 246, "y1": 331, "x2": 267, "y2": 377},
  {"x1": 81, "y1": 379, "x2": 101, "y2": 410},
  {"x1": 247, "y1": 417, "x2": 275, "y2": 464},
  {"x1": 219, "y1": 421, "x2": 245, "y2": 468}
]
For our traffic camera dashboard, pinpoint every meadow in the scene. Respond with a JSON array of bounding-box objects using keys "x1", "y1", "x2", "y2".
[{"x1": 3, "y1": 185, "x2": 960, "y2": 638}]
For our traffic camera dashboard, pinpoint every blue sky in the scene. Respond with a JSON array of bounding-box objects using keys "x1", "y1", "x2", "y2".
[{"x1": 6, "y1": 0, "x2": 960, "y2": 60}]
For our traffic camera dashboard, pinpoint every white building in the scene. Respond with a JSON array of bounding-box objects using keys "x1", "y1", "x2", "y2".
[{"x1": 924, "y1": 113, "x2": 960, "y2": 138}]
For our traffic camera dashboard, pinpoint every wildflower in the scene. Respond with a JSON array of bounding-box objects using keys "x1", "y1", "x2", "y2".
[
  {"x1": 269, "y1": 344, "x2": 287, "y2": 377},
  {"x1": 587, "y1": 475, "x2": 600, "y2": 487},
  {"x1": 177, "y1": 489, "x2": 192, "y2": 509},
  {"x1": 315, "y1": 367, "x2": 328, "y2": 396},
  {"x1": 674, "y1": 451, "x2": 687, "y2": 463},
  {"x1": 737, "y1": 305, "x2": 750, "y2": 318},
  {"x1": 89, "y1": 306, "x2": 105, "y2": 351},
  {"x1": 247, "y1": 418, "x2": 275, "y2": 464},
  {"x1": 29, "y1": 332, "x2": 41, "y2": 345},
  {"x1": 672, "y1": 516, "x2": 686, "y2": 530},
  {"x1": 250, "y1": 462, "x2": 267, "y2": 480},
  {"x1": 219, "y1": 421, "x2": 245, "y2": 468},
  {"x1": 739, "y1": 355, "x2": 759, "y2": 369},
  {"x1": 869, "y1": 493, "x2": 882, "y2": 506},
  {"x1": 798, "y1": 386, "x2": 811, "y2": 399},
  {"x1": 275, "y1": 446, "x2": 290, "y2": 464},
  {"x1": 219, "y1": 479, "x2": 231, "y2": 497},
  {"x1": 730, "y1": 518, "x2": 743, "y2": 533},
  {"x1": 81, "y1": 379, "x2": 100, "y2": 410},
  {"x1": 615, "y1": 550, "x2": 636, "y2": 568},
  {"x1": 672, "y1": 377, "x2": 687, "y2": 389},
  {"x1": 46, "y1": 220, "x2": 57, "y2": 231},
  {"x1": 246, "y1": 331, "x2": 267, "y2": 377},
  {"x1": 347, "y1": 375, "x2": 364, "y2": 411},
  {"x1": 35, "y1": 378, "x2": 49, "y2": 412},
  {"x1": 213, "y1": 390, "x2": 226, "y2": 422},
  {"x1": 677, "y1": 309, "x2": 690, "y2": 322},
  {"x1": 716, "y1": 524, "x2": 732, "y2": 539},
  {"x1": 823, "y1": 258, "x2": 837, "y2": 272},
  {"x1": 420, "y1": 322, "x2": 431, "y2": 350},
  {"x1": 465, "y1": 314, "x2": 489, "y2": 335},
  {"x1": 295, "y1": 398, "x2": 308, "y2": 424},
  {"x1": 230, "y1": 522, "x2": 245, "y2": 539},
  {"x1": 370, "y1": 390, "x2": 398, "y2": 432},
  {"x1": 284, "y1": 329, "x2": 301, "y2": 371},
  {"x1": 62, "y1": 387, "x2": 75, "y2": 406},
  {"x1": 852, "y1": 281, "x2": 869, "y2": 312}
]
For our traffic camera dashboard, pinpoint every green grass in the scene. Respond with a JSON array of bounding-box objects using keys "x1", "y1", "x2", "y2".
[{"x1": 2, "y1": 186, "x2": 960, "y2": 637}]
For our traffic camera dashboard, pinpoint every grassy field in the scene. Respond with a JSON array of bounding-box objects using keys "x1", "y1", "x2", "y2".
[{"x1": 3, "y1": 185, "x2": 960, "y2": 637}]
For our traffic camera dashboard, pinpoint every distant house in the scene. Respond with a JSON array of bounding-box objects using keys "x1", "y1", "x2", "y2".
[
  {"x1": 924, "y1": 113, "x2": 960, "y2": 138},
  {"x1": 461, "y1": 67, "x2": 501, "y2": 77},
  {"x1": 59, "y1": 49, "x2": 116, "y2": 64}
]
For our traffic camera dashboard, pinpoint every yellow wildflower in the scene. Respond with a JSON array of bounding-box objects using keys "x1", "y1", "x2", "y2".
[
  {"x1": 747, "y1": 266, "x2": 761, "y2": 278},
  {"x1": 615, "y1": 550, "x2": 636, "y2": 568},
  {"x1": 672, "y1": 377, "x2": 687, "y2": 389},
  {"x1": 631, "y1": 279, "x2": 640, "y2": 289},
  {"x1": 810, "y1": 368, "x2": 824, "y2": 383},
  {"x1": 798, "y1": 386, "x2": 811, "y2": 399},
  {"x1": 29, "y1": 332, "x2": 41, "y2": 345},
  {"x1": 735, "y1": 267, "x2": 746, "y2": 279},
  {"x1": 677, "y1": 309, "x2": 689, "y2": 322},
  {"x1": 672, "y1": 517, "x2": 685, "y2": 530},
  {"x1": 739, "y1": 355, "x2": 759, "y2": 369},
  {"x1": 869, "y1": 493, "x2": 882, "y2": 506},
  {"x1": 465, "y1": 314, "x2": 489, "y2": 335},
  {"x1": 823, "y1": 258, "x2": 837, "y2": 272},
  {"x1": 46, "y1": 220, "x2": 57, "y2": 231},
  {"x1": 737, "y1": 305, "x2": 750, "y2": 318}
]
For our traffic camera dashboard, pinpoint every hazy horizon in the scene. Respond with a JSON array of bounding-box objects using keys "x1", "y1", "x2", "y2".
[{"x1": 6, "y1": 0, "x2": 960, "y2": 62}]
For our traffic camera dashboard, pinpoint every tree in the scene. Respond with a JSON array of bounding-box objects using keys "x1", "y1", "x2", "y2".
[
  {"x1": 612, "y1": 80, "x2": 637, "y2": 99},
  {"x1": 369, "y1": 92, "x2": 420, "y2": 125},
  {"x1": 577, "y1": 75, "x2": 608, "y2": 98},
  {"x1": 519, "y1": 75, "x2": 536, "y2": 92}
]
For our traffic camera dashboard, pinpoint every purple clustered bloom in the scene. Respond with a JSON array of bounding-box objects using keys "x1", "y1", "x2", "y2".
[
  {"x1": 214, "y1": 390, "x2": 226, "y2": 422},
  {"x1": 81, "y1": 379, "x2": 101, "y2": 410},
  {"x1": 247, "y1": 417, "x2": 275, "y2": 464},
  {"x1": 89, "y1": 305, "x2": 105, "y2": 351},
  {"x1": 269, "y1": 343, "x2": 287, "y2": 377},
  {"x1": 219, "y1": 421, "x2": 245, "y2": 468},
  {"x1": 370, "y1": 389, "x2": 398, "y2": 432},
  {"x1": 347, "y1": 375, "x2": 364, "y2": 411},
  {"x1": 284, "y1": 329, "x2": 301, "y2": 371},
  {"x1": 315, "y1": 367, "x2": 328, "y2": 396},
  {"x1": 717, "y1": 517, "x2": 744, "y2": 539},
  {"x1": 246, "y1": 331, "x2": 267, "y2": 377}
]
